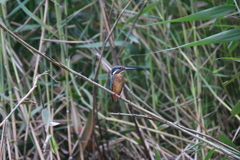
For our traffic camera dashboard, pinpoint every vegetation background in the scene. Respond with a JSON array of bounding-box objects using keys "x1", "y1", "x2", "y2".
[{"x1": 0, "y1": 0, "x2": 240, "y2": 159}]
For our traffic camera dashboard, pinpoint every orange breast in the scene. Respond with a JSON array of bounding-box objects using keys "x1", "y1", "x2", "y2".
[{"x1": 111, "y1": 74, "x2": 124, "y2": 102}]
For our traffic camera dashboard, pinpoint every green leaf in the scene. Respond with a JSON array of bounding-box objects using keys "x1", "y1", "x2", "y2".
[
  {"x1": 228, "y1": 41, "x2": 239, "y2": 52},
  {"x1": 188, "y1": 141, "x2": 204, "y2": 150},
  {"x1": 217, "y1": 57, "x2": 240, "y2": 62},
  {"x1": 7, "y1": 0, "x2": 30, "y2": 18},
  {"x1": 133, "y1": 138, "x2": 142, "y2": 145},
  {"x1": 31, "y1": 106, "x2": 42, "y2": 117},
  {"x1": 16, "y1": 0, "x2": 55, "y2": 35},
  {"x1": 128, "y1": 34, "x2": 140, "y2": 44},
  {"x1": 204, "y1": 148, "x2": 215, "y2": 160},
  {"x1": 148, "y1": 5, "x2": 236, "y2": 26},
  {"x1": 49, "y1": 136, "x2": 59, "y2": 154},
  {"x1": 218, "y1": 133, "x2": 237, "y2": 149},
  {"x1": 222, "y1": 155, "x2": 229, "y2": 160},
  {"x1": 166, "y1": 29, "x2": 240, "y2": 50},
  {"x1": 0, "y1": 93, "x2": 14, "y2": 102},
  {"x1": 230, "y1": 101, "x2": 240, "y2": 118},
  {"x1": 41, "y1": 108, "x2": 50, "y2": 128},
  {"x1": 223, "y1": 71, "x2": 240, "y2": 86},
  {"x1": 226, "y1": 0, "x2": 234, "y2": 5},
  {"x1": 153, "y1": 147, "x2": 161, "y2": 160}
]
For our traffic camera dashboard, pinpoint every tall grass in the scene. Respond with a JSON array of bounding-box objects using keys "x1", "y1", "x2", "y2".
[{"x1": 0, "y1": 0, "x2": 240, "y2": 159}]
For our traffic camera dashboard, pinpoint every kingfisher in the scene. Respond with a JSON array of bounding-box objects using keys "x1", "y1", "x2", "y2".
[{"x1": 110, "y1": 66, "x2": 135, "y2": 102}]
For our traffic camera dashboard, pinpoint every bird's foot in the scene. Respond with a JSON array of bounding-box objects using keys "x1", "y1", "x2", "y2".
[{"x1": 113, "y1": 93, "x2": 122, "y2": 99}]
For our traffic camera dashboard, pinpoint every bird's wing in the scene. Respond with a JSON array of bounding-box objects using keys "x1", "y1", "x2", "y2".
[
  {"x1": 109, "y1": 75, "x2": 113, "y2": 91},
  {"x1": 110, "y1": 75, "x2": 117, "y2": 102}
]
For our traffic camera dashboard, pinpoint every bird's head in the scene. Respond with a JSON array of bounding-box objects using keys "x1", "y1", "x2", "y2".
[{"x1": 111, "y1": 66, "x2": 135, "y2": 75}]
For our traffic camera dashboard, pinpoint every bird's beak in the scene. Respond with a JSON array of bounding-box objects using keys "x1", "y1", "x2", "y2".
[{"x1": 124, "y1": 67, "x2": 135, "y2": 71}]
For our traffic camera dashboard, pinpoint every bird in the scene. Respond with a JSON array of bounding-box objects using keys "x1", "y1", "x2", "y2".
[{"x1": 109, "y1": 66, "x2": 135, "y2": 102}]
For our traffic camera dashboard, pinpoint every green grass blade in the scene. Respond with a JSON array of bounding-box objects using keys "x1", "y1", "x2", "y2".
[
  {"x1": 204, "y1": 148, "x2": 215, "y2": 160},
  {"x1": 217, "y1": 57, "x2": 240, "y2": 62},
  {"x1": 223, "y1": 71, "x2": 240, "y2": 86},
  {"x1": 166, "y1": 29, "x2": 240, "y2": 50},
  {"x1": 153, "y1": 147, "x2": 161, "y2": 160},
  {"x1": 16, "y1": 0, "x2": 55, "y2": 35},
  {"x1": 148, "y1": 5, "x2": 236, "y2": 26},
  {"x1": 230, "y1": 101, "x2": 240, "y2": 118},
  {"x1": 218, "y1": 133, "x2": 238, "y2": 149},
  {"x1": 49, "y1": 136, "x2": 59, "y2": 154},
  {"x1": 6, "y1": 0, "x2": 29, "y2": 18}
]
